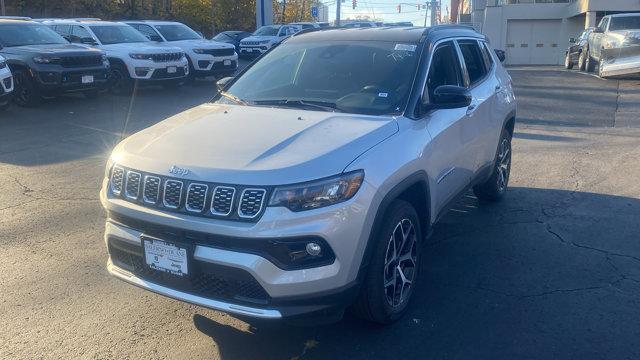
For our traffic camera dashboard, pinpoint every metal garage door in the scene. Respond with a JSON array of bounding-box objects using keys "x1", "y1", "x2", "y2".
[{"x1": 506, "y1": 19, "x2": 562, "y2": 65}]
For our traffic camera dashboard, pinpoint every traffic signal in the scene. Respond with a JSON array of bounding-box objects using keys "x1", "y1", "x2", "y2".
[
  {"x1": 397, "y1": 4, "x2": 401, "y2": 13},
  {"x1": 352, "y1": 0, "x2": 357, "y2": 9}
]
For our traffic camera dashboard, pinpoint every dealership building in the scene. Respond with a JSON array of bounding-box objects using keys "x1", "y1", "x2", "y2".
[{"x1": 458, "y1": 0, "x2": 640, "y2": 65}]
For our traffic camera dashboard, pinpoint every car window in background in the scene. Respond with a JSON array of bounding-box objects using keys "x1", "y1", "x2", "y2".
[
  {"x1": 253, "y1": 26, "x2": 279, "y2": 36},
  {"x1": 220, "y1": 40, "x2": 420, "y2": 115},
  {"x1": 52, "y1": 24, "x2": 71, "y2": 37},
  {"x1": 213, "y1": 32, "x2": 234, "y2": 41},
  {"x1": 458, "y1": 39, "x2": 488, "y2": 85},
  {"x1": 599, "y1": 17, "x2": 609, "y2": 31},
  {"x1": 0, "y1": 23, "x2": 69, "y2": 47},
  {"x1": 154, "y1": 24, "x2": 201, "y2": 41},
  {"x1": 609, "y1": 16, "x2": 640, "y2": 31},
  {"x1": 89, "y1": 25, "x2": 149, "y2": 44},
  {"x1": 72, "y1": 25, "x2": 92, "y2": 40},
  {"x1": 136, "y1": 24, "x2": 161, "y2": 39}
]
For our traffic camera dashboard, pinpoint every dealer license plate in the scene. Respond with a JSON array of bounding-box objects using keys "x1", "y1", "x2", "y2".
[
  {"x1": 143, "y1": 237, "x2": 188, "y2": 276},
  {"x1": 81, "y1": 75, "x2": 94, "y2": 84},
  {"x1": 167, "y1": 66, "x2": 177, "y2": 74}
]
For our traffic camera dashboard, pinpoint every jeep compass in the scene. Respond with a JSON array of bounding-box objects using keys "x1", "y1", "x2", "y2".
[{"x1": 101, "y1": 26, "x2": 517, "y2": 324}]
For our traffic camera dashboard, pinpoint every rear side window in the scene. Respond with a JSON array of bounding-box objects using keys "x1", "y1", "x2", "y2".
[
  {"x1": 426, "y1": 41, "x2": 463, "y2": 100},
  {"x1": 457, "y1": 39, "x2": 488, "y2": 86},
  {"x1": 479, "y1": 41, "x2": 494, "y2": 71}
]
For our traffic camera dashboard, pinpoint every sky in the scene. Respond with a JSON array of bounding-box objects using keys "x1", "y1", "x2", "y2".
[{"x1": 325, "y1": 0, "x2": 451, "y2": 26}]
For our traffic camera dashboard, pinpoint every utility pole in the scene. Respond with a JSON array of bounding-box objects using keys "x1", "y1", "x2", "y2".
[
  {"x1": 211, "y1": 0, "x2": 216, "y2": 36},
  {"x1": 423, "y1": 2, "x2": 428, "y2": 27},
  {"x1": 282, "y1": 0, "x2": 286, "y2": 23},
  {"x1": 1, "y1": 0, "x2": 5, "y2": 16},
  {"x1": 430, "y1": 0, "x2": 437, "y2": 26},
  {"x1": 336, "y1": 0, "x2": 341, "y2": 27}
]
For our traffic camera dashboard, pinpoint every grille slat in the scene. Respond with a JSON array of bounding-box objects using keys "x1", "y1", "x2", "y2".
[
  {"x1": 125, "y1": 171, "x2": 141, "y2": 200},
  {"x1": 163, "y1": 180, "x2": 183, "y2": 209},
  {"x1": 151, "y1": 52, "x2": 184, "y2": 62},
  {"x1": 61, "y1": 55, "x2": 103, "y2": 68},
  {"x1": 238, "y1": 189, "x2": 266, "y2": 219},
  {"x1": 211, "y1": 186, "x2": 235, "y2": 216},
  {"x1": 186, "y1": 183, "x2": 208, "y2": 213},
  {"x1": 200, "y1": 48, "x2": 236, "y2": 57},
  {"x1": 143, "y1": 176, "x2": 161, "y2": 204},
  {"x1": 110, "y1": 166, "x2": 125, "y2": 196}
]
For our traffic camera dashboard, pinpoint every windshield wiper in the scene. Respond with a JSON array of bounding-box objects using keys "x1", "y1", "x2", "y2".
[
  {"x1": 219, "y1": 91, "x2": 248, "y2": 105},
  {"x1": 253, "y1": 99, "x2": 342, "y2": 112}
]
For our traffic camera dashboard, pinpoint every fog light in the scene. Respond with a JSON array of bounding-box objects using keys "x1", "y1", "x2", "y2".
[
  {"x1": 135, "y1": 67, "x2": 150, "y2": 77},
  {"x1": 306, "y1": 242, "x2": 322, "y2": 257}
]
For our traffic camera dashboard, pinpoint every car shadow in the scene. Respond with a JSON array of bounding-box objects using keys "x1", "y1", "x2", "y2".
[{"x1": 191, "y1": 187, "x2": 640, "y2": 359}]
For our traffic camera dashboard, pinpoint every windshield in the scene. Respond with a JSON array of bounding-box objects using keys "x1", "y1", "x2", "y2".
[
  {"x1": 213, "y1": 32, "x2": 234, "y2": 41},
  {"x1": 0, "y1": 23, "x2": 68, "y2": 47},
  {"x1": 154, "y1": 24, "x2": 201, "y2": 41},
  {"x1": 219, "y1": 40, "x2": 420, "y2": 115},
  {"x1": 609, "y1": 16, "x2": 640, "y2": 31},
  {"x1": 89, "y1": 25, "x2": 149, "y2": 44},
  {"x1": 253, "y1": 26, "x2": 279, "y2": 36}
]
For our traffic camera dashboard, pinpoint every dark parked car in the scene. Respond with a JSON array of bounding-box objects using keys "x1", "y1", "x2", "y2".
[
  {"x1": 0, "y1": 19, "x2": 110, "y2": 107},
  {"x1": 564, "y1": 27, "x2": 594, "y2": 70},
  {"x1": 211, "y1": 31, "x2": 252, "y2": 52}
]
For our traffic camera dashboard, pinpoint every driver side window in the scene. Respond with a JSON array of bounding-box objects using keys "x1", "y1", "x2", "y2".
[{"x1": 425, "y1": 41, "x2": 463, "y2": 102}]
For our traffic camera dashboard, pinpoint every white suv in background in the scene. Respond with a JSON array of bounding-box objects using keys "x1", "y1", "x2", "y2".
[
  {"x1": 0, "y1": 55, "x2": 13, "y2": 110},
  {"x1": 239, "y1": 24, "x2": 301, "y2": 57},
  {"x1": 45, "y1": 20, "x2": 189, "y2": 94},
  {"x1": 124, "y1": 20, "x2": 238, "y2": 79}
]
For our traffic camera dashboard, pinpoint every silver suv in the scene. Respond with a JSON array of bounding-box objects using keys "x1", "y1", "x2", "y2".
[{"x1": 101, "y1": 26, "x2": 517, "y2": 324}]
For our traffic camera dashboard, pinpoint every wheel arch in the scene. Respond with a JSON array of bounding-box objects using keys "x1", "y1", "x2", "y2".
[{"x1": 503, "y1": 110, "x2": 516, "y2": 137}]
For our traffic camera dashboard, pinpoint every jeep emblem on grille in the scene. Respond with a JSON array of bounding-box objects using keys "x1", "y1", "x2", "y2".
[{"x1": 169, "y1": 165, "x2": 190, "y2": 177}]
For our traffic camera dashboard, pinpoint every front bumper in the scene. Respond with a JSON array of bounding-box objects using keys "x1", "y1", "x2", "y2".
[
  {"x1": 239, "y1": 46, "x2": 268, "y2": 56},
  {"x1": 33, "y1": 67, "x2": 110, "y2": 94},
  {"x1": 126, "y1": 59, "x2": 190, "y2": 81},
  {"x1": 101, "y1": 177, "x2": 378, "y2": 320},
  {"x1": 600, "y1": 46, "x2": 640, "y2": 77}
]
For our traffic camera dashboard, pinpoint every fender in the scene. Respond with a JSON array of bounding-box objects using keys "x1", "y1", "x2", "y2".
[{"x1": 356, "y1": 170, "x2": 431, "y2": 281}]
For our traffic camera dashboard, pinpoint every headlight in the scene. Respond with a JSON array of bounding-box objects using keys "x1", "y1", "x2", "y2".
[
  {"x1": 129, "y1": 53, "x2": 152, "y2": 60},
  {"x1": 269, "y1": 170, "x2": 364, "y2": 212},
  {"x1": 101, "y1": 54, "x2": 108, "y2": 62},
  {"x1": 0, "y1": 60, "x2": 6, "y2": 69},
  {"x1": 259, "y1": 40, "x2": 271, "y2": 44},
  {"x1": 33, "y1": 56, "x2": 60, "y2": 64},
  {"x1": 193, "y1": 49, "x2": 207, "y2": 54}
]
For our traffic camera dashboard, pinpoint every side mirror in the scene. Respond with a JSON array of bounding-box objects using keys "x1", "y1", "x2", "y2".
[
  {"x1": 593, "y1": 27, "x2": 604, "y2": 34},
  {"x1": 569, "y1": 37, "x2": 576, "y2": 43},
  {"x1": 216, "y1": 76, "x2": 233, "y2": 92},
  {"x1": 80, "y1": 37, "x2": 97, "y2": 45},
  {"x1": 494, "y1": 49, "x2": 506, "y2": 63},
  {"x1": 425, "y1": 85, "x2": 472, "y2": 110}
]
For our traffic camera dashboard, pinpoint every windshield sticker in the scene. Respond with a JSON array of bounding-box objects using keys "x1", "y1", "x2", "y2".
[
  {"x1": 394, "y1": 44, "x2": 417, "y2": 52},
  {"x1": 378, "y1": 93, "x2": 388, "y2": 98}
]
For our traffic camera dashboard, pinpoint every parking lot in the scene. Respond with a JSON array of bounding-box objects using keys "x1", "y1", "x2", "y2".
[{"x1": 1, "y1": 66, "x2": 640, "y2": 359}]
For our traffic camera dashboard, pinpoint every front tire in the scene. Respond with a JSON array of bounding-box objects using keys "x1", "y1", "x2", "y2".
[
  {"x1": 352, "y1": 200, "x2": 422, "y2": 324},
  {"x1": 12, "y1": 70, "x2": 41, "y2": 107},
  {"x1": 578, "y1": 51, "x2": 586, "y2": 71},
  {"x1": 564, "y1": 53, "x2": 574, "y2": 69},
  {"x1": 585, "y1": 50, "x2": 596, "y2": 73},
  {"x1": 109, "y1": 65, "x2": 134, "y2": 95},
  {"x1": 473, "y1": 129, "x2": 512, "y2": 202}
]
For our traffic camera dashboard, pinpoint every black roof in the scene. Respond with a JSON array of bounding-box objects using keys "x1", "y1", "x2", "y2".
[{"x1": 290, "y1": 25, "x2": 483, "y2": 44}]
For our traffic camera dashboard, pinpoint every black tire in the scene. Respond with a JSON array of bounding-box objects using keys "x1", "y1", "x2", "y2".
[
  {"x1": 83, "y1": 89, "x2": 100, "y2": 99},
  {"x1": 597, "y1": 58, "x2": 607, "y2": 79},
  {"x1": 564, "y1": 52, "x2": 574, "y2": 70},
  {"x1": 585, "y1": 50, "x2": 596, "y2": 73},
  {"x1": 108, "y1": 65, "x2": 134, "y2": 95},
  {"x1": 351, "y1": 200, "x2": 422, "y2": 324},
  {"x1": 578, "y1": 51, "x2": 586, "y2": 71},
  {"x1": 185, "y1": 57, "x2": 197, "y2": 84},
  {"x1": 12, "y1": 70, "x2": 41, "y2": 107},
  {"x1": 473, "y1": 129, "x2": 512, "y2": 202}
]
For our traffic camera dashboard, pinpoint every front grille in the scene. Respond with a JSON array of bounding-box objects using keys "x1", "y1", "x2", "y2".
[
  {"x1": 109, "y1": 166, "x2": 269, "y2": 222},
  {"x1": 186, "y1": 183, "x2": 208, "y2": 213},
  {"x1": 163, "y1": 180, "x2": 183, "y2": 209},
  {"x1": 143, "y1": 176, "x2": 160, "y2": 204},
  {"x1": 199, "y1": 48, "x2": 235, "y2": 57},
  {"x1": 211, "y1": 186, "x2": 235, "y2": 216},
  {"x1": 150, "y1": 52, "x2": 184, "y2": 62},
  {"x1": 242, "y1": 41, "x2": 260, "y2": 46},
  {"x1": 60, "y1": 55, "x2": 103, "y2": 68},
  {"x1": 108, "y1": 239, "x2": 270, "y2": 304},
  {"x1": 238, "y1": 189, "x2": 266, "y2": 219},
  {"x1": 110, "y1": 166, "x2": 125, "y2": 196}
]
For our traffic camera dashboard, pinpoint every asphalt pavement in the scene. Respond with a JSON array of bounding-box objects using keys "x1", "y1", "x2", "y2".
[{"x1": 1, "y1": 67, "x2": 639, "y2": 359}]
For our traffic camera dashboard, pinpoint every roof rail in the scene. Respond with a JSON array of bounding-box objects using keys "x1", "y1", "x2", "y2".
[{"x1": 0, "y1": 16, "x2": 32, "y2": 21}]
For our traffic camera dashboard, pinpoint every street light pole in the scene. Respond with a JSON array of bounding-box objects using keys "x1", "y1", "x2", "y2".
[
  {"x1": 430, "y1": 0, "x2": 437, "y2": 26},
  {"x1": 1, "y1": 0, "x2": 5, "y2": 16},
  {"x1": 336, "y1": 0, "x2": 341, "y2": 27}
]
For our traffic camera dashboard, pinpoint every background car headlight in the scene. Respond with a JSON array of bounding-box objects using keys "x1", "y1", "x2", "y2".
[
  {"x1": 259, "y1": 40, "x2": 271, "y2": 44},
  {"x1": 129, "y1": 53, "x2": 153, "y2": 60},
  {"x1": 33, "y1": 56, "x2": 60, "y2": 64},
  {"x1": 269, "y1": 170, "x2": 364, "y2": 212},
  {"x1": 193, "y1": 49, "x2": 207, "y2": 54}
]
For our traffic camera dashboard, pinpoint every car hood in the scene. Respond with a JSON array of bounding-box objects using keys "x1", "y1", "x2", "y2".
[
  {"x1": 3, "y1": 43, "x2": 102, "y2": 56},
  {"x1": 112, "y1": 104, "x2": 399, "y2": 185},
  {"x1": 168, "y1": 39, "x2": 235, "y2": 49},
  {"x1": 241, "y1": 36, "x2": 277, "y2": 43},
  {"x1": 100, "y1": 42, "x2": 183, "y2": 53}
]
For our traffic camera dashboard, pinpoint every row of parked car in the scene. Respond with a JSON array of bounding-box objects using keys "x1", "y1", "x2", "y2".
[
  {"x1": 0, "y1": 17, "x2": 240, "y2": 109},
  {"x1": 564, "y1": 13, "x2": 640, "y2": 78}
]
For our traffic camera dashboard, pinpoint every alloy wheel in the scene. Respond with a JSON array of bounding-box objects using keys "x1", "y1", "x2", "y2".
[
  {"x1": 496, "y1": 138, "x2": 511, "y2": 192},
  {"x1": 383, "y1": 218, "x2": 418, "y2": 308},
  {"x1": 13, "y1": 72, "x2": 31, "y2": 105}
]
